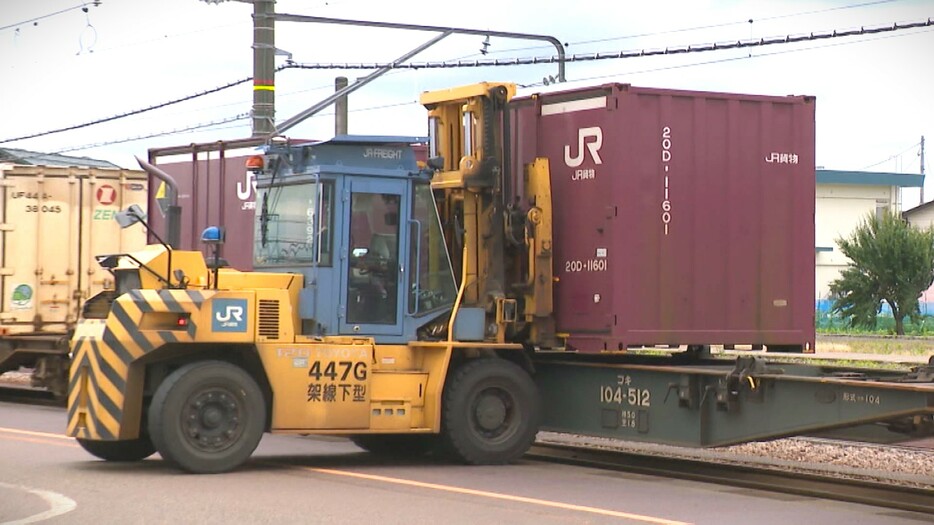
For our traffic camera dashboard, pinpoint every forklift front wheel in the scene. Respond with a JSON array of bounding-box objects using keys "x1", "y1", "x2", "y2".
[
  {"x1": 148, "y1": 360, "x2": 266, "y2": 474},
  {"x1": 440, "y1": 357, "x2": 541, "y2": 465}
]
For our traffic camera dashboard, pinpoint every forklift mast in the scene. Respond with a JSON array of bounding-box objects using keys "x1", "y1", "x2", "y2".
[{"x1": 420, "y1": 82, "x2": 556, "y2": 347}]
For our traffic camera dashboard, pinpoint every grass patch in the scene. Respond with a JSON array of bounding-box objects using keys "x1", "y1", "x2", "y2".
[
  {"x1": 760, "y1": 356, "x2": 913, "y2": 371},
  {"x1": 816, "y1": 336, "x2": 934, "y2": 356},
  {"x1": 817, "y1": 311, "x2": 934, "y2": 336}
]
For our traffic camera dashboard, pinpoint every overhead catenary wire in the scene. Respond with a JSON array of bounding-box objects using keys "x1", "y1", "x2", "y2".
[
  {"x1": 283, "y1": 18, "x2": 934, "y2": 70},
  {"x1": 44, "y1": 25, "x2": 923, "y2": 156},
  {"x1": 561, "y1": 25, "x2": 930, "y2": 88},
  {"x1": 2, "y1": 17, "x2": 930, "y2": 146},
  {"x1": 457, "y1": 0, "x2": 903, "y2": 59}
]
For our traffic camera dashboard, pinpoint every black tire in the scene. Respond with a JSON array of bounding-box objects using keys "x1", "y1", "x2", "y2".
[
  {"x1": 76, "y1": 436, "x2": 155, "y2": 462},
  {"x1": 148, "y1": 361, "x2": 266, "y2": 474},
  {"x1": 439, "y1": 358, "x2": 541, "y2": 465},
  {"x1": 350, "y1": 434, "x2": 439, "y2": 458}
]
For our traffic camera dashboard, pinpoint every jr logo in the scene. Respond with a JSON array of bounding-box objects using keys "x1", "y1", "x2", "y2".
[
  {"x1": 564, "y1": 127, "x2": 604, "y2": 168},
  {"x1": 237, "y1": 170, "x2": 257, "y2": 201},
  {"x1": 212, "y1": 299, "x2": 248, "y2": 332}
]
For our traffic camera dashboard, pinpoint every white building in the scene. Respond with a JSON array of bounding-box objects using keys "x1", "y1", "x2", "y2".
[
  {"x1": 815, "y1": 169, "x2": 923, "y2": 311},
  {"x1": 901, "y1": 196, "x2": 934, "y2": 313}
]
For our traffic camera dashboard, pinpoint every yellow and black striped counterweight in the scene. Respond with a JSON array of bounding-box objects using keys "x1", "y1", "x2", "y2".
[{"x1": 67, "y1": 289, "x2": 212, "y2": 440}]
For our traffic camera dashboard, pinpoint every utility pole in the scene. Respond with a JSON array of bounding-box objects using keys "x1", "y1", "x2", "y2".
[
  {"x1": 201, "y1": 0, "x2": 276, "y2": 137},
  {"x1": 921, "y1": 135, "x2": 926, "y2": 204},
  {"x1": 335, "y1": 76, "x2": 349, "y2": 135},
  {"x1": 252, "y1": 0, "x2": 276, "y2": 136}
]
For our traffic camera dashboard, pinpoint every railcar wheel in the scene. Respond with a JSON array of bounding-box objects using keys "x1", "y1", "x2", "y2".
[
  {"x1": 350, "y1": 434, "x2": 439, "y2": 457},
  {"x1": 440, "y1": 358, "x2": 541, "y2": 465},
  {"x1": 148, "y1": 361, "x2": 266, "y2": 474},
  {"x1": 76, "y1": 436, "x2": 155, "y2": 462}
]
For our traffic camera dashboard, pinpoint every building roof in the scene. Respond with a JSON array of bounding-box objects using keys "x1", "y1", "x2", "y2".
[
  {"x1": 902, "y1": 199, "x2": 934, "y2": 219},
  {"x1": 0, "y1": 147, "x2": 121, "y2": 169},
  {"x1": 816, "y1": 169, "x2": 923, "y2": 188}
]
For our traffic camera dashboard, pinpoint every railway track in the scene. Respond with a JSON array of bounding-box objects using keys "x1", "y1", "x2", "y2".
[
  {"x1": 526, "y1": 441, "x2": 934, "y2": 515},
  {"x1": 802, "y1": 435, "x2": 934, "y2": 451}
]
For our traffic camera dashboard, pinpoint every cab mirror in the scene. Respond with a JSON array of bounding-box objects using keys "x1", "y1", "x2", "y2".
[{"x1": 115, "y1": 204, "x2": 146, "y2": 229}]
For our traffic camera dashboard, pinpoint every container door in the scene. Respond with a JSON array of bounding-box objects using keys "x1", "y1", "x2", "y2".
[
  {"x1": 0, "y1": 170, "x2": 78, "y2": 333},
  {"x1": 538, "y1": 100, "x2": 615, "y2": 336},
  {"x1": 81, "y1": 171, "x2": 148, "y2": 304},
  {"x1": 339, "y1": 178, "x2": 406, "y2": 336}
]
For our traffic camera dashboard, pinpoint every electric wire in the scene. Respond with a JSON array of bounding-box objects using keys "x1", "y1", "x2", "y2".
[
  {"x1": 860, "y1": 141, "x2": 923, "y2": 170},
  {"x1": 559, "y1": 25, "x2": 932, "y2": 88},
  {"x1": 455, "y1": 0, "x2": 904, "y2": 59},
  {"x1": 56, "y1": 113, "x2": 250, "y2": 153},
  {"x1": 156, "y1": 76, "x2": 337, "y2": 118},
  {"x1": 4, "y1": 113, "x2": 251, "y2": 165},
  {"x1": 573, "y1": 0, "x2": 904, "y2": 46},
  {"x1": 0, "y1": 72, "x2": 267, "y2": 144},
  {"x1": 3, "y1": 16, "x2": 929, "y2": 147},
  {"x1": 0, "y1": 1, "x2": 100, "y2": 33},
  {"x1": 283, "y1": 18, "x2": 934, "y2": 70},
  {"x1": 28, "y1": 99, "x2": 420, "y2": 158}
]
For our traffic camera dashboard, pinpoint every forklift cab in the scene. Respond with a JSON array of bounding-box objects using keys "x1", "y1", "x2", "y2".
[{"x1": 251, "y1": 136, "x2": 457, "y2": 343}]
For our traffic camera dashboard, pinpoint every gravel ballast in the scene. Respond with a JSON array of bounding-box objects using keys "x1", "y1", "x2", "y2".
[{"x1": 537, "y1": 431, "x2": 934, "y2": 489}]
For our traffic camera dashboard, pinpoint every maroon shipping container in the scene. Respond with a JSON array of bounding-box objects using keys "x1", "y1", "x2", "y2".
[
  {"x1": 147, "y1": 139, "x2": 262, "y2": 271},
  {"x1": 508, "y1": 84, "x2": 815, "y2": 352}
]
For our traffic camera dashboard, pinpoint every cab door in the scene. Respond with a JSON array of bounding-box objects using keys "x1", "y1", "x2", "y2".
[{"x1": 339, "y1": 178, "x2": 407, "y2": 336}]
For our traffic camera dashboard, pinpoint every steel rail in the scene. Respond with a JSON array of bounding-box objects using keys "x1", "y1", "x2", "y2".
[{"x1": 526, "y1": 442, "x2": 934, "y2": 515}]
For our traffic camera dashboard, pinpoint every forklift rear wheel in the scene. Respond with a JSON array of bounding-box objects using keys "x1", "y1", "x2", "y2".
[
  {"x1": 76, "y1": 435, "x2": 155, "y2": 462},
  {"x1": 148, "y1": 360, "x2": 266, "y2": 474},
  {"x1": 440, "y1": 357, "x2": 541, "y2": 465}
]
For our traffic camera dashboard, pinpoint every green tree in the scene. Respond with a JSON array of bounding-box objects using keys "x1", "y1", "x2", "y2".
[{"x1": 829, "y1": 210, "x2": 934, "y2": 335}]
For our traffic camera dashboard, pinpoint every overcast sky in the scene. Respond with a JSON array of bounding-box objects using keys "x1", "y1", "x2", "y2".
[{"x1": 1, "y1": 0, "x2": 932, "y2": 204}]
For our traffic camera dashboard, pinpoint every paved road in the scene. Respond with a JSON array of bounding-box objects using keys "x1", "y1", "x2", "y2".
[{"x1": 0, "y1": 401, "x2": 930, "y2": 525}]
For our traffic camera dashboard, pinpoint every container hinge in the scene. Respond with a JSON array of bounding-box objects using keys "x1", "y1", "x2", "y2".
[
  {"x1": 0, "y1": 223, "x2": 13, "y2": 232},
  {"x1": 0, "y1": 268, "x2": 14, "y2": 276}
]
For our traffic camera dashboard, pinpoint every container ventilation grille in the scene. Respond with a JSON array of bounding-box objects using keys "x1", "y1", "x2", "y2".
[{"x1": 258, "y1": 300, "x2": 280, "y2": 338}]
